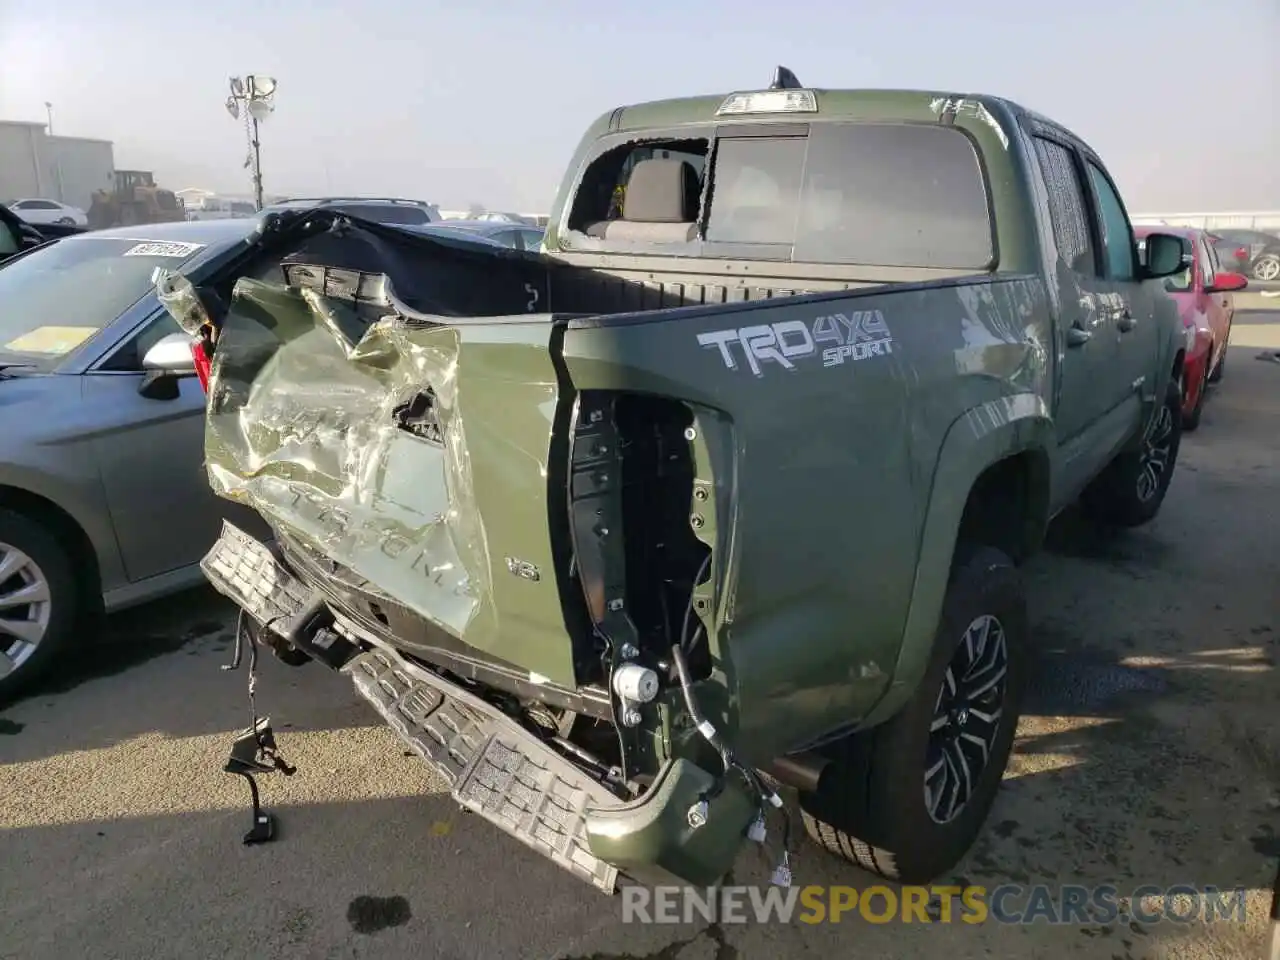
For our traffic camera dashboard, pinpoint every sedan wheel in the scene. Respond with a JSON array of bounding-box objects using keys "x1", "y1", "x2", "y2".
[
  {"x1": 0, "y1": 509, "x2": 80, "y2": 702},
  {"x1": 1253, "y1": 254, "x2": 1280, "y2": 283},
  {"x1": 0, "y1": 543, "x2": 52, "y2": 678}
]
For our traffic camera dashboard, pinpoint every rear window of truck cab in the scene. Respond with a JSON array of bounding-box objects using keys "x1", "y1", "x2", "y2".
[{"x1": 563, "y1": 121, "x2": 994, "y2": 270}]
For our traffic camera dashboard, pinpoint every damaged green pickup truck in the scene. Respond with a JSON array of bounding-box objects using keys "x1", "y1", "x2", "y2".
[{"x1": 162, "y1": 71, "x2": 1193, "y2": 892}]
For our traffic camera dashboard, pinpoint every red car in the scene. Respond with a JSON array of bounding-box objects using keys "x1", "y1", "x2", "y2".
[{"x1": 1135, "y1": 226, "x2": 1247, "y2": 430}]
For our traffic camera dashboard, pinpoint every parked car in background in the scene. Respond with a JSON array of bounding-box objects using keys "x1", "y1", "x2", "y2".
[
  {"x1": 417, "y1": 218, "x2": 544, "y2": 251},
  {"x1": 1210, "y1": 228, "x2": 1280, "y2": 282},
  {"x1": 186, "y1": 197, "x2": 260, "y2": 221},
  {"x1": 0, "y1": 205, "x2": 85, "y2": 265},
  {"x1": 1135, "y1": 225, "x2": 1247, "y2": 429},
  {"x1": 0, "y1": 219, "x2": 273, "y2": 701},
  {"x1": 1207, "y1": 233, "x2": 1251, "y2": 276},
  {"x1": 7, "y1": 198, "x2": 89, "y2": 227},
  {"x1": 471, "y1": 211, "x2": 540, "y2": 226},
  {"x1": 262, "y1": 196, "x2": 443, "y2": 226}
]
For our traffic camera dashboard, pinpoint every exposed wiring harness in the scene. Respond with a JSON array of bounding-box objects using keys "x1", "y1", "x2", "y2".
[
  {"x1": 679, "y1": 553, "x2": 712, "y2": 655},
  {"x1": 671, "y1": 568, "x2": 794, "y2": 884},
  {"x1": 224, "y1": 610, "x2": 294, "y2": 769}
]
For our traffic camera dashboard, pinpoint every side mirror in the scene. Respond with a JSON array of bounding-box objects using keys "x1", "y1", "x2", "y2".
[
  {"x1": 1205, "y1": 271, "x2": 1248, "y2": 294},
  {"x1": 143, "y1": 331, "x2": 198, "y2": 374},
  {"x1": 1139, "y1": 232, "x2": 1190, "y2": 280},
  {"x1": 139, "y1": 332, "x2": 197, "y2": 400}
]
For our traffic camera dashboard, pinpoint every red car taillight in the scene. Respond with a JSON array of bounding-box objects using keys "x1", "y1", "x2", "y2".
[{"x1": 192, "y1": 340, "x2": 211, "y2": 393}]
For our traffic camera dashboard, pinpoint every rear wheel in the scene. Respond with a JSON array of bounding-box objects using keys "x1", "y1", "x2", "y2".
[
  {"x1": 0, "y1": 509, "x2": 80, "y2": 703},
  {"x1": 799, "y1": 546, "x2": 1026, "y2": 883},
  {"x1": 1080, "y1": 378, "x2": 1181, "y2": 528}
]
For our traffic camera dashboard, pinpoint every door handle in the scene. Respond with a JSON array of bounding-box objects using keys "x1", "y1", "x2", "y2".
[
  {"x1": 1067, "y1": 326, "x2": 1092, "y2": 347},
  {"x1": 1116, "y1": 310, "x2": 1136, "y2": 333}
]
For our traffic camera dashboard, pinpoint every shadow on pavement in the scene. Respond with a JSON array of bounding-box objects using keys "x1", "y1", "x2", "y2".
[
  {"x1": 932, "y1": 344, "x2": 1280, "y2": 926},
  {"x1": 37, "y1": 586, "x2": 237, "y2": 697},
  {"x1": 0, "y1": 585, "x2": 381, "y2": 763}
]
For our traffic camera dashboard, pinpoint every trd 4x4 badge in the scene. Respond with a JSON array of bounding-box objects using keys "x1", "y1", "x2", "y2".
[{"x1": 696, "y1": 310, "x2": 894, "y2": 377}]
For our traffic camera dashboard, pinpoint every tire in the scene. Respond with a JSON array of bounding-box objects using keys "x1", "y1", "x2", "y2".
[
  {"x1": 799, "y1": 546, "x2": 1026, "y2": 884},
  {"x1": 0, "y1": 509, "x2": 81, "y2": 703},
  {"x1": 55, "y1": 217, "x2": 75, "y2": 226},
  {"x1": 1080, "y1": 378, "x2": 1182, "y2": 528},
  {"x1": 1183, "y1": 360, "x2": 1208, "y2": 432},
  {"x1": 1252, "y1": 254, "x2": 1280, "y2": 283}
]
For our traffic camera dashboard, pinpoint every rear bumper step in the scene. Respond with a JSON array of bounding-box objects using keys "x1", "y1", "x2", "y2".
[
  {"x1": 345, "y1": 646, "x2": 623, "y2": 892},
  {"x1": 201, "y1": 520, "x2": 622, "y2": 891},
  {"x1": 201, "y1": 520, "x2": 311, "y2": 632},
  {"x1": 200, "y1": 520, "x2": 757, "y2": 892}
]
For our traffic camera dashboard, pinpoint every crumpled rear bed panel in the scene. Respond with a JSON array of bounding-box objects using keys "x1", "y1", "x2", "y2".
[{"x1": 202, "y1": 223, "x2": 578, "y2": 687}]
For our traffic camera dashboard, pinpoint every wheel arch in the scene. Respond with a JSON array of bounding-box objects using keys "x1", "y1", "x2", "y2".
[
  {"x1": 0, "y1": 485, "x2": 105, "y2": 615},
  {"x1": 854, "y1": 394, "x2": 1052, "y2": 730}
]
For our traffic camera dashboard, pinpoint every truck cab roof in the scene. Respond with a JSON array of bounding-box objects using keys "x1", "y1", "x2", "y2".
[{"x1": 604, "y1": 86, "x2": 1023, "y2": 132}]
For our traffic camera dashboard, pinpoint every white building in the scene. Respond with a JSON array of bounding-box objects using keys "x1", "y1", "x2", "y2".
[
  {"x1": 1131, "y1": 211, "x2": 1280, "y2": 232},
  {"x1": 0, "y1": 120, "x2": 115, "y2": 211}
]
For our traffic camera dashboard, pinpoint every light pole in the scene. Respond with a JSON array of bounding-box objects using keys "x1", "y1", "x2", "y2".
[
  {"x1": 225, "y1": 76, "x2": 277, "y2": 211},
  {"x1": 44, "y1": 102, "x2": 53, "y2": 135}
]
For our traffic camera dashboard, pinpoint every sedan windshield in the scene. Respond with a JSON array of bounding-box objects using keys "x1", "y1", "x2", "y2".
[{"x1": 0, "y1": 236, "x2": 205, "y2": 368}]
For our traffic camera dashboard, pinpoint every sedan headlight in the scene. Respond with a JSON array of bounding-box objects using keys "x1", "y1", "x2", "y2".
[{"x1": 1184, "y1": 324, "x2": 1197, "y2": 353}]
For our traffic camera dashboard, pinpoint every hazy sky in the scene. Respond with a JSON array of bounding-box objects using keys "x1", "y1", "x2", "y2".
[{"x1": 1, "y1": 0, "x2": 1276, "y2": 213}]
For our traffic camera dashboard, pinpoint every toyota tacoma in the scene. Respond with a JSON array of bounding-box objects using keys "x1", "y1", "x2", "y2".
[{"x1": 158, "y1": 69, "x2": 1192, "y2": 892}]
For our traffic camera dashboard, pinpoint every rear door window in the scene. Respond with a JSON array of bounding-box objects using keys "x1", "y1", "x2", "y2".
[
  {"x1": 704, "y1": 123, "x2": 993, "y2": 268},
  {"x1": 1032, "y1": 137, "x2": 1095, "y2": 276}
]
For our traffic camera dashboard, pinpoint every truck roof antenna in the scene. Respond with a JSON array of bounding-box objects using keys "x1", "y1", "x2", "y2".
[{"x1": 770, "y1": 66, "x2": 802, "y2": 90}]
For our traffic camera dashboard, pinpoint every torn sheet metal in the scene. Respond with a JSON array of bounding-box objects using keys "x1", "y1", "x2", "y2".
[{"x1": 184, "y1": 213, "x2": 577, "y2": 687}]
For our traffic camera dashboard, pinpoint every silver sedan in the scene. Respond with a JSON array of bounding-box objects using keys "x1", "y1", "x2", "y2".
[{"x1": 0, "y1": 217, "x2": 266, "y2": 700}]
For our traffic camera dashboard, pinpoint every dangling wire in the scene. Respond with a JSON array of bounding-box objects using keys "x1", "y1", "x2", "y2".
[
  {"x1": 224, "y1": 610, "x2": 288, "y2": 751},
  {"x1": 679, "y1": 553, "x2": 713, "y2": 655},
  {"x1": 671, "y1": 554, "x2": 796, "y2": 884}
]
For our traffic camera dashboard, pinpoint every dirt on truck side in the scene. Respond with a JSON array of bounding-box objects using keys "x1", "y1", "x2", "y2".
[{"x1": 157, "y1": 69, "x2": 1195, "y2": 896}]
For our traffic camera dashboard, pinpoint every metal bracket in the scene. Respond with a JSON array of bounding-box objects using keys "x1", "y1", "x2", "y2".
[{"x1": 223, "y1": 716, "x2": 295, "y2": 846}]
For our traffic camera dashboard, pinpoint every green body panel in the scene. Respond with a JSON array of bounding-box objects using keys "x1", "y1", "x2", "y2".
[
  {"x1": 559, "y1": 275, "x2": 1055, "y2": 761},
  {"x1": 584, "y1": 758, "x2": 758, "y2": 887},
  {"x1": 857, "y1": 395, "x2": 1054, "y2": 729}
]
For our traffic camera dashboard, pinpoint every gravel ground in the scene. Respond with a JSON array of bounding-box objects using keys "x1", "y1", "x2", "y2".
[{"x1": 1, "y1": 325, "x2": 1277, "y2": 960}]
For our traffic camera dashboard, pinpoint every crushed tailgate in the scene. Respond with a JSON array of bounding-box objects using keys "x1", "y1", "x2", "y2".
[{"x1": 188, "y1": 213, "x2": 581, "y2": 687}]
